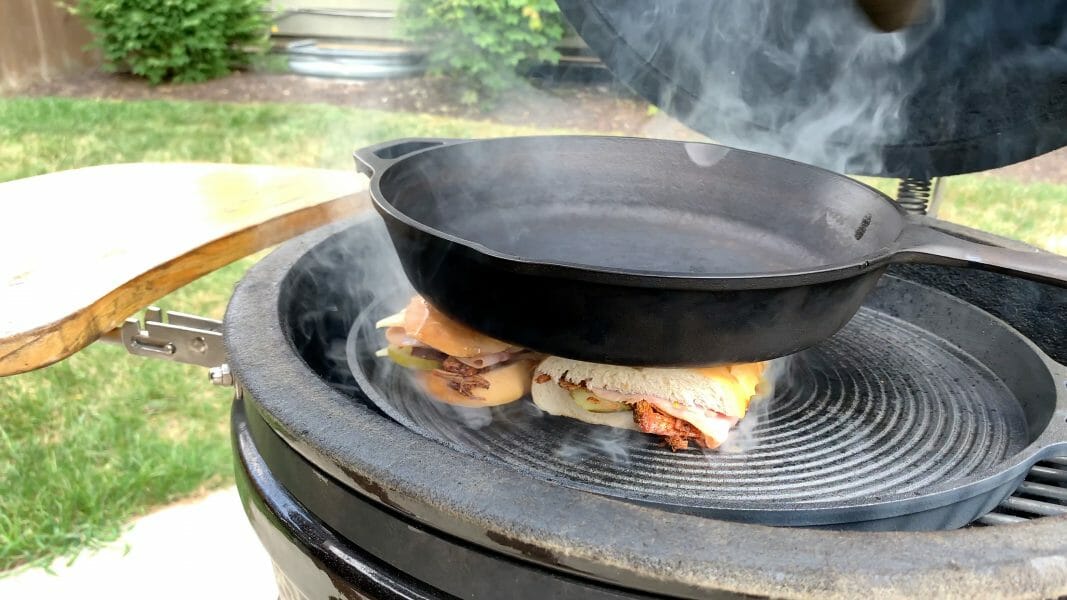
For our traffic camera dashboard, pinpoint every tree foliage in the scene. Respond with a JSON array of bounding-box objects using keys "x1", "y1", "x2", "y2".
[
  {"x1": 400, "y1": 0, "x2": 567, "y2": 105},
  {"x1": 68, "y1": 0, "x2": 269, "y2": 84}
]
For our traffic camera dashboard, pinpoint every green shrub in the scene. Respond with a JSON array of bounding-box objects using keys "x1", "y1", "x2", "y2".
[
  {"x1": 400, "y1": 0, "x2": 567, "y2": 106},
  {"x1": 67, "y1": 0, "x2": 270, "y2": 84}
]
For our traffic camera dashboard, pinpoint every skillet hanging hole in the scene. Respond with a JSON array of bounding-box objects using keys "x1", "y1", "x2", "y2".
[{"x1": 855, "y1": 214, "x2": 873, "y2": 240}]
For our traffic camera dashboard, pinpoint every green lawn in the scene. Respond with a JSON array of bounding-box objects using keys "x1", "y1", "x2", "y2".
[
  {"x1": 0, "y1": 96, "x2": 569, "y2": 572},
  {"x1": 860, "y1": 176, "x2": 1067, "y2": 255},
  {"x1": 0, "y1": 96, "x2": 564, "y2": 181},
  {"x1": 0, "y1": 261, "x2": 250, "y2": 571},
  {"x1": 939, "y1": 176, "x2": 1067, "y2": 255},
  {"x1": 0, "y1": 96, "x2": 1064, "y2": 572}
]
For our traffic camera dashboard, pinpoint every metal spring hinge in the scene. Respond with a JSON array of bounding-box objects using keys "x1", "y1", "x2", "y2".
[{"x1": 101, "y1": 306, "x2": 225, "y2": 369}]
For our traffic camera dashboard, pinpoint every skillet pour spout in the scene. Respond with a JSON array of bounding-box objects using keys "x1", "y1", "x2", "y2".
[{"x1": 355, "y1": 136, "x2": 1067, "y2": 366}]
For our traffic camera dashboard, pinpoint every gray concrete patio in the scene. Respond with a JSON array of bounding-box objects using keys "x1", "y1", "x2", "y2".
[{"x1": 0, "y1": 488, "x2": 277, "y2": 599}]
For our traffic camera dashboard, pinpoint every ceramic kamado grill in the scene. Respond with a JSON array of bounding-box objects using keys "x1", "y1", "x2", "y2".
[{"x1": 5, "y1": 2, "x2": 1067, "y2": 598}]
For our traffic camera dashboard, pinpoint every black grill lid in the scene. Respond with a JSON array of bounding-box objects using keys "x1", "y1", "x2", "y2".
[{"x1": 557, "y1": 0, "x2": 1067, "y2": 177}]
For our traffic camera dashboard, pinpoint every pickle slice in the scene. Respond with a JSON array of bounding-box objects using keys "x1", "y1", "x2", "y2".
[
  {"x1": 386, "y1": 345, "x2": 442, "y2": 371},
  {"x1": 570, "y1": 388, "x2": 629, "y2": 413}
]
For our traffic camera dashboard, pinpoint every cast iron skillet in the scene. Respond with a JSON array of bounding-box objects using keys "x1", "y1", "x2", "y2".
[{"x1": 354, "y1": 136, "x2": 1067, "y2": 366}]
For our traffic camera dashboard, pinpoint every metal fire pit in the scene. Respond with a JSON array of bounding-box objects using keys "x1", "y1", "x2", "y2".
[{"x1": 226, "y1": 213, "x2": 1067, "y2": 599}]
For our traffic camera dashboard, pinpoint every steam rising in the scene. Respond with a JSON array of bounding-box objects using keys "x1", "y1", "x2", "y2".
[
  {"x1": 610, "y1": 1, "x2": 945, "y2": 174},
  {"x1": 718, "y1": 356, "x2": 794, "y2": 454}
]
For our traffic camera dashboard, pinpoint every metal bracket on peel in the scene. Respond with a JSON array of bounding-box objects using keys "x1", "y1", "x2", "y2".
[{"x1": 100, "y1": 307, "x2": 226, "y2": 371}]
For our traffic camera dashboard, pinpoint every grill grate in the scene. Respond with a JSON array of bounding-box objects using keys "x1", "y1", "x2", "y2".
[
  {"x1": 349, "y1": 295, "x2": 1040, "y2": 529},
  {"x1": 976, "y1": 458, "x2": 1067, "y2": 525}
]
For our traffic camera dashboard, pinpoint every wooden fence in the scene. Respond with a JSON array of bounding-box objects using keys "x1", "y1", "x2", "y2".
[{"x1": 0, "y1": 0, "x2": 96, "y2": 91}]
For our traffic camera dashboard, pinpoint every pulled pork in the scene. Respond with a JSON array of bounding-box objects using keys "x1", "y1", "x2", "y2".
[
  {"x1": 433, "y1": 356, "x2": 490, "y2": 397},
  {"x1": 551, "y1": 373, "x2": 707, "y2": 452},
  {"x1": 632, "y1": 400, "x2": 707, "y2": 451}
]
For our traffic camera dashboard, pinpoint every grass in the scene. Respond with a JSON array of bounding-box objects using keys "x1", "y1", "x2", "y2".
[
  {"x1": 0, "y1": 96, "x2": 568, "y2": 182},
  {"x1": 0, "y1": 261, "x2": 250, "y2": 571},
  {"x1": 939, "y1": 176, "x2": 1067, "y2": 254},
  {"x1": 0, "y1": 96, "x2": 571, "y2": 572},
  {"x1": 858, "y1": 176, "x2": 1066, "y2": 253},
  {"x1": 0, "y1": 96, "x2": 1064, "y2": 572}
]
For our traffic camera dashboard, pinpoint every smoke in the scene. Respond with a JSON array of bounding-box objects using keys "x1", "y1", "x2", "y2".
[
  {"x1": 550, "y1": 425, "x2": 635, "y2": 468},
  {"x1": 717, "y1": 356, "x2": 795, "y2": 454},
  {"x1": 331, "y1": 220, "x2": 513, "y2": 438},
  {"x1": 599, "y1": 0, "x2": 947, "y2": 175}
]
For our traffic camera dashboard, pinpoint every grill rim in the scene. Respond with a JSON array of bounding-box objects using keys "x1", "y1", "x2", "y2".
[{"x1": 225, "y1": 211, "x2": 1067, "y2": 599}]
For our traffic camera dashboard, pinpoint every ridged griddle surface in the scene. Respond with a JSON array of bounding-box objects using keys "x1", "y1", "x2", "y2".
[{"x1": 350, "y1": 306, "x2": 1028, "y2": 512}]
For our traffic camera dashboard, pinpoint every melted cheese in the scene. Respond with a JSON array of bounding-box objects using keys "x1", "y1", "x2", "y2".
[
  {"x1": 729, "y1": 363, "x2": 765, "y2": 398},
  {"x1": 693, "y1": 362, "x2": 766, "y2": 418}
]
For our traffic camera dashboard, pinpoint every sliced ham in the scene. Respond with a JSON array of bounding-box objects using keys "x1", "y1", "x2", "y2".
[
  {"x1": 402, "y1": 296, "x2": 511, "y2": 357},
  {"x1": 377, "y1": 297, "x2": 534, "y2": 407},
  {"x1": 644, "y1": 398, "x2": 738, "y2": 449},
  {"x1": 454, "y1": 350, "x2": 542, "y2": 369},
  {"x1": 385, "y1": 327, "x2": 425, "y2": 349},
  {"x1": 453, "y1": 351, "x2": 515, "y2": 369}
]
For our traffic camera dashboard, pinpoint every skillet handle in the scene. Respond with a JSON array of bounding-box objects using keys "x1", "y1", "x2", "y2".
[
  {"x1": 893, "y1": 221, "x2": 1067, "y2": 288},
  {"x1": 353, "y1": 138, "x2": 464, "y2": 177}
]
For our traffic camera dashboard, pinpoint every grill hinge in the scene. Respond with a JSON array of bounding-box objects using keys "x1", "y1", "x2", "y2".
[
  {"x1": 99, "y1": 307, "x2": 225, "y2": 370},
  {"x1": 895, "y1": 176, "x2": 944, "y2": 216}
]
